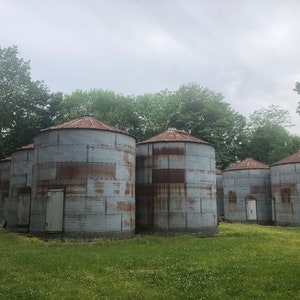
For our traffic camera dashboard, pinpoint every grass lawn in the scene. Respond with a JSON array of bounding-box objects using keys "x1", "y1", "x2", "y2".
[{"x1": 1, "y1": 223, "x2": 300, "y2": 299}]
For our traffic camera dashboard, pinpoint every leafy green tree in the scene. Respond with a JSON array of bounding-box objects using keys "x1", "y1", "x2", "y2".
[
  {"x1": 248, "y1": 104, "x2": 293, "y2": 131},
  {"x1": 58, "y1": 89, "x2": 139, "y2": 134},
  {"x1": 247, "y1": 105, "x2": 300, "y2": 165},
  {"x1": 134, "y1": 90, "x2": 178, "y2": 141},
  {"x1": 168, "y1": 83, "x2": 248, "y2": 169},
  {"x1": 0, "y1": 46, "x2": 55, "y2": 158},
  {"x1": 248, "y1": 124, "x2": 300, "y2": 164}
]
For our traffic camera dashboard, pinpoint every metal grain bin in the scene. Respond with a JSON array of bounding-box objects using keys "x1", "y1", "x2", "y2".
[
  {"x1": 136, "y1": 129, "x2": 217, "y2": 236},
  {"x1": 7, "y1": 144, "x2": 34, "y2": 232},
  {"x1": 30, "y1": 115, "x2": 136, "y2": 237},
  {"x1": 223, "y1": 158, "x2": 272, "y2": 224},
  {"x1": 216, "y1": 168, "x2": 224, "y2": 218},
  {"x1": 271, "y1": 151, "x2": 300, "y2": 226},
  {"x1": 0, "y1": 157, "x2": 11, "y2": 226}
]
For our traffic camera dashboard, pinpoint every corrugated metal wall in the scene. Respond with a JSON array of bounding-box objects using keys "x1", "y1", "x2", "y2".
[
  {"x1": 223, "y1": 169, "x2": 272, "y2": 223},
  {"x1": 0, "y1": 159, "x2": 11, "y2": 224},
  {"x1": 136, "y1": 141, "x2": 217, "y2": 235},
  {"x1": 271, "y1": 163, "x2": 300, "y2": 226},
  {"x1": 30, "y1": 129, "x2": 136, "y2": 237},
  {"x1": 7, "y1": 146, "x2": 33, "y2": 231}
]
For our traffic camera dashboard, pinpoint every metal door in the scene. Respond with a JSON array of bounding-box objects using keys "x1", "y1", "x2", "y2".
[
  {"x1": 17, "y1": 194, "x2": 31, "y2": 226},
  {"x1": 45, "y1": 189, "x2": 64, "y2": 232},
  {"x1": 246, "y1": 199, "x2": 257, "y2": 221}
]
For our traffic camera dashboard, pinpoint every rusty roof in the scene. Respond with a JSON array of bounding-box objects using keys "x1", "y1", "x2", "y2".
[
  {"x1": 0, "y1": 156, "x2": 11, "y2": 162},
  {"x1": 41, "y1": 115, "x2": 128, "y2": 135},
  {"x1": 224, "y1": 158, "x2": 269, "y2": 172},
  {"x1": 138, "y1": 129, "x2": 211, "y2": 145},
  {"x1": 14, "y1": 143, "x2": 34, "y2": 152},
  {"x1": 272, "y1": 150, "x2": 300, "y2": 166},
  {"x1": 216, "y1": 168, "x2": 222, "y2": 175}
]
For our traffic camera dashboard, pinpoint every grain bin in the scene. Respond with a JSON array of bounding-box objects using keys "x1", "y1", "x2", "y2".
[
  {"x1": 216, "y1": 168, "x2": 224, "y2": 218},
  {"x1": 136, "y1": 129, "x2": 217, "y2": 235},
  {"x1": 0, "y1": 157, "x2": 11, "y2": 226},
  {"x1": 271, "y1": 151, "x2": 300, "y2": 226},
  {"x1": 7, "y1": 144, "x2": 34, "y2": 232},
  {"x1": 30, "y1": 115, "x2": 136, "y2": 237},
  {"x1": 223, "y1": 158, "x2": 272, "y2": 224}
]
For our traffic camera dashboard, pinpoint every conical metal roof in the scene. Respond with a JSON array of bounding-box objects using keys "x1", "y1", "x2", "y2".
[
  {"x1": 272, "y1": 150, "x2": 300, "y2": 166},
  {"x1": 40, "y1": 114, "x2": 128, "y2": 135},
  {"x1": 14, "y1": 143, "x2": 34, "y2": 152},
  {"x1": 138, "y1": 128, "x2": 210, "y2": 145},
  {"x1": 224, "y1": 158, "x2": 269, "y2": 172},
  {"x1": 0, "y1": 156, "x2": 11, "y2": 162}
]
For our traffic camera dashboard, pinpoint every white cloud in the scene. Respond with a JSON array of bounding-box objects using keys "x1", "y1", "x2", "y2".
[{"x1": 1, "y1": 0, "x2": 300, "y2": 132}]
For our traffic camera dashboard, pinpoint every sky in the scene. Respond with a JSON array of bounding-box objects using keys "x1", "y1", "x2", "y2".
[{"x1": 1, "y1": 0, "x2": 300, "y2": 133}]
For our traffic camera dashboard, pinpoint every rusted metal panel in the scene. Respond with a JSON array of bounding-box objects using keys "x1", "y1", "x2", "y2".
[
  {"x1": 153, "y1": 146, "x2": 185, "y2": 155},
  {"x1": 57, "y1": 162, "x2": 116, "y2": 179},
  {"x1": 152, "y1": 169, "x2": 185, "y2": 183}
]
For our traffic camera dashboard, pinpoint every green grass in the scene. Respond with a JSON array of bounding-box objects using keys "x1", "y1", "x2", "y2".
[{"x1": 1, "y1": 223, "x2": 300, "y2": 299}]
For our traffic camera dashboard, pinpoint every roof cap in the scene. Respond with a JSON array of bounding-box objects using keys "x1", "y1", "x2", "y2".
[
  {"x1": 138, "y1": 128, "x2": 211, "y2": 145},
  {"x1": 224, "y1": 158, "x2": 269, "y2": 171}
]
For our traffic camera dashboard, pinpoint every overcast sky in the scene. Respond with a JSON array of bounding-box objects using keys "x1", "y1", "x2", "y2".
[{"x1": 1, "y1": 0, "x2": 300, "y2": 133}]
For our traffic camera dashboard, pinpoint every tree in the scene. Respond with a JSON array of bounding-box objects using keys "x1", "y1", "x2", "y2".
[
  {"x1": 248, "y1": 104, "x2": 293, "y2": 131},
  {"x1": 134, "y1": 90, "x2": 178, "y2": 141},
  {"x1": 168, "y1": 83, "x2": 248, "y2": 169},
  {"x1": 247, "y1": 105, "x2": 300, "y2": 165},
  {"x1": 248, "y1": 124, "x2": 300, "y2": 164},
  {"x1": 0, "y1": 46, "x2": 54, "y2": 158},
  {"x1": 58, "y1": 89, "x2": 139, "y2": 134}
]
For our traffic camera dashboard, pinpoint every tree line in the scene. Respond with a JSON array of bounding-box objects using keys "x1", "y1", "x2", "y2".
[{"x1": 1, "y1": 45, "x2": 300, "y2": 169}]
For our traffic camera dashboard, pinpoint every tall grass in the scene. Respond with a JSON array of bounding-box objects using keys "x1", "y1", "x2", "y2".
[{"x1": 1, "y1": 223, "x2": 300, "y2": 299}]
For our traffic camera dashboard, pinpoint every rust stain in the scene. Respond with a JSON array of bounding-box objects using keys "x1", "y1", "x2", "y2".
[
  {"x1": 36, "y1": 179, "x2": 86, "y2": 196},
  {"x1": 93, "y1": 181, "x2": 104, "y2": 195},
  {"x1": 271, "y1": 183, "x2": 296, "y2": 193},
  {"x1": 0, "y1": 181, "x2": 10, "y2": 191},
  {"x1": 250, "y1": 185, "x2": 266, "y2": 194},
  {"x1": 124, "y1": 216, "x2": 135, "y2": 229},
  {"x1": 152, "y1": 169, "x2": 185, "y2": 183},
  {"x1": 125, "y1": 183, "x2": 131, "y2": 195},
  {"x1": 126, "y1": 183, "x2": 134, "y2": 196},
  {"x1": 57, "y1": 162, "x2": 115, "y2": 179},
  {"x1": 18, "y1": 186, "x2": 31, "y2": 194},
  {"x1": 117, "y1": 201, "x2": 135, "y2": 212},
  {"x1": 136, "y1": 156, "x2": 152, "y2": 169},
  {"x1": 229, "y1": 202, "x2": 237, "y2": 212},
  {"x1": 114, "y1": 182, "x2": 121, "y2": 195},
  {"x1": 153, "y1": 147, "x2": 185, "y2": 155}
]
